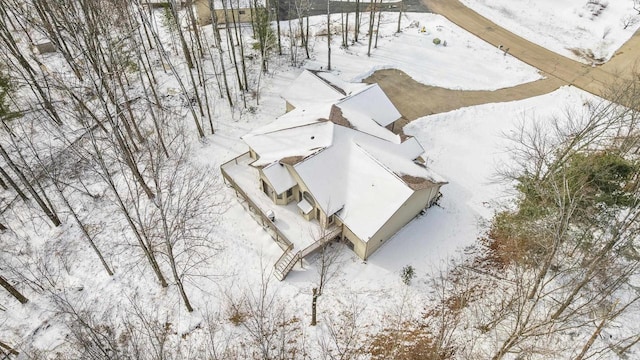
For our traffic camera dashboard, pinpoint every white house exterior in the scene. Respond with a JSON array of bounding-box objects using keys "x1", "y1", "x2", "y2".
[{"x1": 226, "y1": 70, "x2": 447, "y2": 262}]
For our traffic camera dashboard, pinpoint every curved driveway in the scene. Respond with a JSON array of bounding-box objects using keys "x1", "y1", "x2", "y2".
[
  {"x1": 366, "y1": 0, "x2": 640, "y2": 128},
  {"x1": 423, "y1": 0, "x2": 640, "y2": 98}
]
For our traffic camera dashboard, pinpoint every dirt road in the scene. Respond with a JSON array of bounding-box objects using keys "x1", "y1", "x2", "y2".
[{"x1": 364, "y1": 70, "x2": 565, "y2": 121}]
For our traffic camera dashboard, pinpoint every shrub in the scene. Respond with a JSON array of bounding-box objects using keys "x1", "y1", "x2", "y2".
[
  {"x1": 432, "y1": 38, "x2": 441, "y2": 45},
  {"x1": 401, "y1": 265, "x2": 416, "y2": 285}
]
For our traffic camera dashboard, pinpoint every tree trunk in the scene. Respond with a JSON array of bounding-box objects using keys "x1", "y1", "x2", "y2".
[
  {"x1": 354, "y1": 0, "x2": 360, "y2": 42},
  {"x1": 374, "y1": 2, "x2": 381, "y2": 48},
  {"x1": 396, "y1": 0, "x2": 403, "y2": 33},
  {"x1": 0, "y1": 275, "x2": 28, "y2": 304},
  {"x1": 0, "y1": 166, "x2": 28, "y2": 201},
  {"x1": 366, "y1": 0, "x2": 375, "y2": 56},
  {"x1": 0, "y1": 144, "x2": 61, "y2": 226},
  {"x1": 326, "y1": 0, "x2": 331, "y2": 70}
]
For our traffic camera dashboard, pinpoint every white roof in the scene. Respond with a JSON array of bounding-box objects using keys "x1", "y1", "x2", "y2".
[
  {"x1": 297, "y1": 199, "x2": 313, "y2": 214},
  {"x1": 338, "y1": 104, "x2": 400, "y2": 144},
  {"x1": 247, "y1": 102, "x2": 333, "y2": 136},
  {"x1": 281, "y1": 70, "x2": 368, "y2": 110},
  {"x1": 262, "y1": 162, "x2": 296, "y2": 195},
  {"x1": 336, "y1": 85, "x2": 401, "y2": 127},
  {"x1": 243, "y1": 121, "x2": 333, "y2": 167},
  {"x1": 357, "y1": 138, "x2": 447, "y2": 184},
  {"x1": 337, "y1": 143, "x2": 415, "y2": 242},
  {"x1": 242, "y1": 71, "x2": 446, "y2": 242},
  {"x1": 293, "y1": 125, "x2": 445, "y2": 241}
]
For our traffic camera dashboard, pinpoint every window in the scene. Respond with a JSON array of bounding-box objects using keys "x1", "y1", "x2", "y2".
[
  {"x1": 303, "y1": 191, "x2": 315, "y2": 206},
  {"x1": 239, "y1": 10, "x2": 246, "y2": 14},
  {"x1": 286, "y1": 188, "x2": 293, "y2": 198},
  {"x1": 328, "y1": 215, "x2": 334, "y2": 225}
]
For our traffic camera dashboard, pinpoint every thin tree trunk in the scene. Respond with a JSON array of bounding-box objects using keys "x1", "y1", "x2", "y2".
[
  {"x1": 169, "y1": 0, "x2": 195, "y2": 68},
  {"x1": 396, "y1": 0, "x2": 403, "y2": 33},
  {"x1": 156, "y1": 194, "x2": 194, "y2": 312},
  {"x1": 374, "y1": 2, "x2": 381, "y2": 48},
  {"x1": 326, "y1": 0, "x2": 331, "y2": 70},
  {"x1": 274, "y1": 0, "x2": 282, "y2": 55},
  {"x1": 0, "y1": 275, "x2": 28, "y2": 304},
  {"x1": 84, "y1": 127, "x2": 168, "y2": 287},
  {"x1": 0, "y1": 166, "x2": 27, "y2": 201},
  {"x1": 366, "y1": 0, "x2": 375, "y2": 56},
  {"x1": 354, "y1": 0, "x2": 360, "y2": 41},
  {"x1": 0, "y1": 144, "x2": 61, "y2": 226}
]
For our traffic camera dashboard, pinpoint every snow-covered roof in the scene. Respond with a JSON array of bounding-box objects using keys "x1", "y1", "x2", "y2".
[
  {"x1": 297, "y1": 199, "x2": 313, "y2": 214},
  {"x1": 336, "y1": 143, "x2": 415, "y2": 241},
  {"x1": 281, "y1": 70, "x2": 367, "y2": 110},
  {"x1": 243, "y1": 71, "x2": 446, "y2": 242},
  {"x1": 293, "y1": 125, "x2": 445, "y2": 241},
  {"x1": 262, "y1": 162, "x2": 296, "y2": 195},
  {"x1": 243, "y1": 121, "x2": 333, "y2": 167},
  {"x1": 336, "y1": 84, "x2": 401, "y2": 127}
]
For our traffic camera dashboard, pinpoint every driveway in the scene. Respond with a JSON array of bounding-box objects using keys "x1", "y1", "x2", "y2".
[
  {"x1": 364, "y1": 0, "x2": 640, "y2": 130},
  {"x1": 422, "y1": 0, "x2": 640, "y2": 98}
]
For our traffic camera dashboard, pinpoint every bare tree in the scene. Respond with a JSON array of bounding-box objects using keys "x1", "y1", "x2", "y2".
[
  {"x1": 318, "y1": 296, "x2": 366, "y2": 360},
  {"x1": 238, "y1": 265, "x2": 303, "y2": 359}
]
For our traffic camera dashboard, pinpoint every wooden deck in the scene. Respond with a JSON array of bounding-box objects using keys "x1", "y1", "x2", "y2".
[{"x1": 221, "y1": 152, "x2": 342, "y2": 280}]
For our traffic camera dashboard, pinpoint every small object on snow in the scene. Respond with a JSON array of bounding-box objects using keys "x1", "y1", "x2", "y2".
[
  {"x1": 35, "y1": 41, "x2": 56, "y2": 54},
  {"x1": 266, "y1": 209, "x2": 275, "y2": 222},
  {"x1": 420, "y1": 26, "x2": 426, "y2": 33},
  {"x1": 433, "y1": 38, "x2": 441, "y2": 45}
]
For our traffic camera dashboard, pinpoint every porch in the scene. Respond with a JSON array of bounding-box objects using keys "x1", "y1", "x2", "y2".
[{"x1": 220, "y1": 152, "x2": 341, "y2": 279}]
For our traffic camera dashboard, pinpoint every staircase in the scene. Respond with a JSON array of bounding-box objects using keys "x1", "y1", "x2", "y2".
[
  {"x1": 273, "y1": 227, "x2": 342, "y2": 281},
  {"x1": 273, "y1": 249, "x2": 301, "y2": 281}
]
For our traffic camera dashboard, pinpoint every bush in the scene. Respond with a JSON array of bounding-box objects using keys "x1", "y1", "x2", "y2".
[
  {"x1": 432, "y1": 38, "x2": 441, "y2": 45},
  {"x1": 401, "y1": 265, "x2": 415, "y2": 285}
]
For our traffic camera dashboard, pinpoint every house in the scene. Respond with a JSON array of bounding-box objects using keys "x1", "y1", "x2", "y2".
[
  {"x1": 221, "y1": 70, "x2": 446, "y2": 278},
  {"x1": 194, "y1": 0, "x2": 254, "y2": 25}
]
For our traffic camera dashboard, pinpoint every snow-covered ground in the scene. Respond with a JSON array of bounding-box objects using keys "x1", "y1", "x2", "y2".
[
  {"x1": 461, "y1": 0, "x2": 640, "y2": 63},
  {"x1": 2, "y1": 7, "x2": 638, "y2": 358},
  {"x1": 301, "y1": 12, "x2": 542, "y2": 89}
]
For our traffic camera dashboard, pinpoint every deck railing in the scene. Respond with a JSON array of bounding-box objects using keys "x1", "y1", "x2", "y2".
[
  {"x1": 220, "y1": 152, "x2": 293, "y2": 251},
  {"x1": 221, "y1": 152, "x2": 343, "y2": 281}
]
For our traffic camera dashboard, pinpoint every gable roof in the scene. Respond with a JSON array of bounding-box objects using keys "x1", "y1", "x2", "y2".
[
  {"x1": 262, "y1": 162, "x2": 296, "y2": 195},
  {"x1": 292, "y1": 125, "x2": 445, "y2": 241},
  {"x1": 336, "y1": 84, "x2": 402, "y2": 127},
  {"x1": 280, "y1": 70, "x2": 368, "y2": 110},
  {"x1": 244, "y1": 70, "x2": 446, "y2": 242}
]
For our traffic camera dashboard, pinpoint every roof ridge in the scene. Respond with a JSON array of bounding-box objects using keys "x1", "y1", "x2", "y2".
[
  {"x1": 335, "y1": 83, "x2": 377, "y2": 106},
  {"x1": 308, "y1": 70, "x2": 348, "y2": 96}
]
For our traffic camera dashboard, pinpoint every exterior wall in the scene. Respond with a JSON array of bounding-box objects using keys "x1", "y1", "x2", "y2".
[
  {"x1": 341, "y1": 224, "x2": 368, "y2": 259},
  {"x1": 363, "y1": 185, "x2": 441, "y2": 259},
  {"x1": 195, "y1": 0, "x2": 253, "y2": 25},
  {"x1": 286, "y1": 164, "x2": 321, "y2": 221},
  {"x1": 274, "y1": 186, "x2": 297, "y2": 205},
  {"x1": 258, "y1": 168, "x2": 297, "y2": 206}
]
